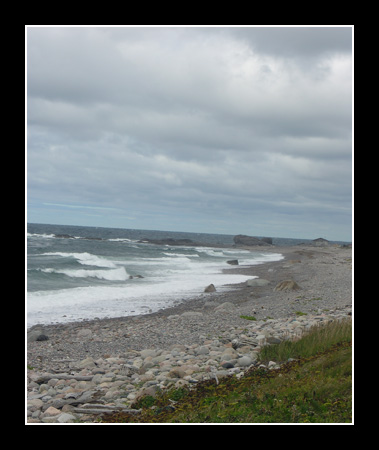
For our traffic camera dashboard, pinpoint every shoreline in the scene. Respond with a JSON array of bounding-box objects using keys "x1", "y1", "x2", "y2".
[
  {"x1": 27, "y1": 245, "x2": 352, "y2": 350},
  {"x1": 27, "y1": 244, "x2": 350, "y2": 332},
  {"x1": 27, "y1": 244, "x2": 352, "y2": 423}
]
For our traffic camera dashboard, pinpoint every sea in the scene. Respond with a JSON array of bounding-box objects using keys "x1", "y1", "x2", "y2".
[{"x1": 26, "y1": 223, "x2": 339, "y2": 327}]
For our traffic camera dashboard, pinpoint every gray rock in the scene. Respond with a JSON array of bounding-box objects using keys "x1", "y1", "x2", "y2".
[
  {"x1": 69, "y1": 390, "x2": 98, "y2": 406},
  {"x1": 56, "y1": 412, "x2": 77, "y2": 423},
  {"x1": 140, "y1": 349, "x2": 157, "y2": 359},
  {"x1": 226, "y1": 260, "x2": 239, "y2": 265},
  {"x1": 196, "y1": 346, "x2": 210, "y2": 356},
  {"x1": 77, "y1": 358, "x2": 96, "y2": 370},
  {"x1": 237, "y1": 356, "x2": 253, "y2": 367},
  {"x1": 204, "y1": 284, "x2": 216, "y2": 293},
  {"x1": 28, "y1": 329, "x2": 49, "y2": 342},
  {"x1": 77, "y1": 328, "x2": 93, "y2": 338},
  {"x1": 221, "y1": 362, "x2": 234, "y2": 369}
]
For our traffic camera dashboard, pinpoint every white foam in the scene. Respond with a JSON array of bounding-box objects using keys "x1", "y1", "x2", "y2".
[
  {"x1": 41, "y1": 267, "x2": 129, "y2": 281},
  {"x1": 28, "y1": 248, "x2": 284, "y2": 326},
  {"x1": 26, "y1": 269, "x2": 251, "y2": 327},
  {"x1": 240, "y1": 253, "x2": 284, "y2": 266},
  {"x1": 27, "y1": 232, "x2": 55, "y2": 239},
  {"x1": 194, "y1": 247, "x2": 227, "y2": 257},
  {"x1": 108, "y1": 238, "x2": 134, "y2": 243},
  {"x1": 41, "y1": 252, "x2": 117, "y2": 268},
  {"x1": 162, "y1": 252, "x2": 199, "y2": 258}
]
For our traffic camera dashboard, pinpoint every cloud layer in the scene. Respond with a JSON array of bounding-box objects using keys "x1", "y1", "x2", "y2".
[{"x1": 27, "y1": 26, "x2": 352, "y2": 241}]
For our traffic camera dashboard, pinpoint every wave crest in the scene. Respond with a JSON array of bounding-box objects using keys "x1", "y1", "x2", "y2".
[
  {"x1": 41, "y1": 252, "x2": 117, "y2": 268},
  {"x1": 41, "y1": 267, "x2": 129, "y2": 281}
]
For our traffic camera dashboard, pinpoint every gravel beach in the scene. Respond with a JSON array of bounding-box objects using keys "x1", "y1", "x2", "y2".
[{"x1": 27, "y1": 244, "x2": 352, "y2": 423}]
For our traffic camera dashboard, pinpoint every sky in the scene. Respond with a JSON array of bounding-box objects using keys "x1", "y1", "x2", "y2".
[{"x1": 26, "y1": 26, "x2": 353, "y2": 241}]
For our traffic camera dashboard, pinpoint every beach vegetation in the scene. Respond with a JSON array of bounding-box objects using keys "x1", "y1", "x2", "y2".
[
  {"x1": 102, "y1": 319, "x2": 352, "y2": 424},
  {"x1": 259, "y1": 318, "x2": 352, "y2": 363},
  {"x1": 240, "y1": 315, "x2": 257, "y2": 321}
]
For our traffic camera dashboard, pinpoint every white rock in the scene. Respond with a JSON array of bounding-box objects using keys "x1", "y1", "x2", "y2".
[
  {"x1": 196, "y1": 346, "x2": 210, "y2": 356},
  {"x1": 57, "y1": 412, "x2": 77, "y2": 423},
  {"x1": 237, "y1": 356, "x2": 253, "y2": 367},
  {"x1": 140, "y1": 349, "x2": 157, "y2": 359}
]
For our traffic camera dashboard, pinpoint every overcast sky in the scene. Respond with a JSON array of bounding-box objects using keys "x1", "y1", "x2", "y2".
[{"x1": 27, "y1": 26, "x2": 353, "y2": 241}]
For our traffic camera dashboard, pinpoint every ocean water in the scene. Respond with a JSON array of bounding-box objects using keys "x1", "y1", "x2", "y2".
[{"x1": 27, "y1": 224, "x2": 287, "y2": 327}]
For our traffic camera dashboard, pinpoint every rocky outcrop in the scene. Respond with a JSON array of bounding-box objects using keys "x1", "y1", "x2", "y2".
[
  {"x1": 311, "y1": 238, "x2": 330, "y2": 247},
  {"x1": 138, "y1": 238, "x2": 225, "y2": 247},
  {"x1": 233, "y1": 235, "x2": 272, "y2": 246}
]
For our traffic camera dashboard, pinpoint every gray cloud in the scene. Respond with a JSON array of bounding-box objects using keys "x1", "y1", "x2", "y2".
[{"x1": 27, "y1": 26, "x2": 352, "y2": 241}]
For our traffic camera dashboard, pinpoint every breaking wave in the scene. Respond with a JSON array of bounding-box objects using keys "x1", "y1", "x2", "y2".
[
  {"x1": 41, "y1": 252, "x2": 117, "y2": 268},
  {"x1": 40, "y1": 267, "x2": 129, "y2": 281}
]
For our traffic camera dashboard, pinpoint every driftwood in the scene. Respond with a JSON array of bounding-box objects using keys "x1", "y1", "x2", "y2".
[{"x1": 73, "y1": 404, "x2": 141, "y2": 415}]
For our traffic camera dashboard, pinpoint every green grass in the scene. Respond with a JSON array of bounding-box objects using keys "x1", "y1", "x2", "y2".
[
  {"x1": 259, "y1": 318, "x2": 352, "y2": 363},
  {"x1": 101, "y1": 319, "x2": 352, "y2": 424}
]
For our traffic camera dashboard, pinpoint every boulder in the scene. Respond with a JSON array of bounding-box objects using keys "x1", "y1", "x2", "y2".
[
  {"x1": 43, "y1": 406, "x2": 61, "y2": 417},
  {"x1": 204, "y1": 284, "x2": 216, "y2": 293},
  {"x1": 274, "y1": 280, "x2": 301, "y2": 291},
  {"x1": 195, "y1": 346, "x2": 210, "y2": 356},
  {"x1": 56, "y1": 413, "x2": 77, "y2": 423},
  {"x1": 236, "y1": 356, "x2": 254, "y2": 367},
  {"x1": 221, "y1": 348, "x2": 239, "y2": 361},
  {"x1": 227, "y1": 259, "x2": 239, "y2": 265},
  {"x1": 133, "y1": 385, "x2": 160, "y2": 404},
  {"x1": 28, "y1": 329, "x2": 49, "y2": 342},
  {"x1": 77, "y1": 357, "x2": 96, "y2": 369},
  {"x1": 168, "y1": 367, "x2": 187, "y2": 378},
  {"x1": 77, "y1": 328, "x2": 93, "y2": 339}
]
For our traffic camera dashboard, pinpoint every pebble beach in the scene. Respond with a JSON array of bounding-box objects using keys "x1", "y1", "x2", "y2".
[{"x1": 27, "y1": 244, "x2": 353, "y2": 424}]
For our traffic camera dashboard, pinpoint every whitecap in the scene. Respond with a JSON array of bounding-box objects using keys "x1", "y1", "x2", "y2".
[
  {"x1": 162, "y1": 252, "x2": 199, "y2": 258},
  {"x1": 41, "y1": 252, "x2": 117, "y2": 268},
  {"x1": 108, "y1": 238, "x2": 133, "y2": 243},
  {"x1": 41, "y1": 267, "x2": 129, "y2": 281},
  {"x1": 27, "y1": 232, "x2": 55, "y2": 239},
  {"x1": 194, "y1": 247, "x2": 226, "y2": 257}
]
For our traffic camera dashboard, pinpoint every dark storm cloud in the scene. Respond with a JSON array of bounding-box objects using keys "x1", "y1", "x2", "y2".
[{"x1": 27, "y1": 26, "x2": 352, "y2": 240}]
